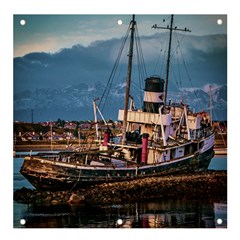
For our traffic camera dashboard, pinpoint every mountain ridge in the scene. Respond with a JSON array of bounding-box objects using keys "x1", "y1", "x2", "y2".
[{"x1": 14, "y1": 82, "x2": 227, "y2": 122}]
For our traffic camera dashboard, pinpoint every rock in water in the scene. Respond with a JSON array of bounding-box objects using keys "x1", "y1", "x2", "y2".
[{"x1": 67, "y1": 193, "x2": 85, "y2": 205}]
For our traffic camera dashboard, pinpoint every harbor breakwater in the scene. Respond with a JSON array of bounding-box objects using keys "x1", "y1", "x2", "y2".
[{"x1": 14, "y1": 170, "x2": 227, "y2": 206}]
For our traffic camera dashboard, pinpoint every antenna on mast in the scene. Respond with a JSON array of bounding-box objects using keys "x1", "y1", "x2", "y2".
[{"x1": 152, "y1": 15, "x2": 191, "y2": 105}]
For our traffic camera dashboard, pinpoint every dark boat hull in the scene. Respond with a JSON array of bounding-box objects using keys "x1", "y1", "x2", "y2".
[{"x1": 20, "y1": 147, "x2": 214, "y2": 191}]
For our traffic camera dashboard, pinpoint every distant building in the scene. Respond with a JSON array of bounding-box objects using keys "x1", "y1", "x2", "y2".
[
  {"x1": 20, "y1": 132, "x2": 40, "y2": 141},
  {"x1": 64, "y1": 122, "x2": 77, "y2": 130}
]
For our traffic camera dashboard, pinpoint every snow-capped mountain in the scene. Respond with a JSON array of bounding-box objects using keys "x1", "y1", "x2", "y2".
[{"x1": 14, "y1": 82, "x2": 227, "y2": 122}]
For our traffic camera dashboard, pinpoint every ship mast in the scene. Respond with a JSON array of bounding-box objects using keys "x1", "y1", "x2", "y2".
[
  {"x1": 209, "y1": 85, "x2": 213, "y2": 125},
  {"x1": 122, "y1": 15, "x2": 136, "y2": 144},
  {"x1": 165, "y1": 15, "x2": 173, "y2": 105},
  {"x1": 152, "y1": 15, "x2": 191, "y2": 105}
]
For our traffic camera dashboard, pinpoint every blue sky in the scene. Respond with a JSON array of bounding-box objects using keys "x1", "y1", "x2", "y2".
[{"x1": 14, "y1": 14, "x2": 227, "y2": 57}]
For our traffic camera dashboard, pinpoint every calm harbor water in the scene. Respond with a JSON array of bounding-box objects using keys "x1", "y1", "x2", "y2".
[{"x1": 13, "y1": 154, "x2": 227, "y2": 228}]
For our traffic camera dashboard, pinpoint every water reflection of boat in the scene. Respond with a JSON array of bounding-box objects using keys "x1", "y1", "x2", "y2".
[
  {"x1": 119, "y1": 201, "x2": 227, "y2": 228},
  {"x1": 20, "y1": 15, "x2": 215, "y2": 191},
  {"x1": 16, "y1": 199, "x2": 226, "y2": 228},
  {"x1": 117, "y1": 200, "x2": 223, "y2": 228},
  {"x1": 214, "y1": 202, "x2": 227, "y2": 228}
]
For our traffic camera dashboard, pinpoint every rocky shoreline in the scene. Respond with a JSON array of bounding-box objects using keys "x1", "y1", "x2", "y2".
[{"x1": 14, "y1": 170, "x2": 227, "y2": 206}]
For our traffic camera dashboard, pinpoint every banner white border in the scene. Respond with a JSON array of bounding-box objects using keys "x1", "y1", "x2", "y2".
[{"x1": 0, "y1": 0, "x2": 238, "y2": 239}]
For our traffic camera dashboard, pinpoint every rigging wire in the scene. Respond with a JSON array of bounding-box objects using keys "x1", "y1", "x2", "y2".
[
  {"x1": 153, "y1": 31, "x2": 168, "y2": 77},
  {"x1": 176, "y1": 34, "x2": 199, "y2": 100},
  {"x1": 135, "y1": 25, "x2": 147, "y2": 105},
  {"x1": 207, "y1": 86, "x2": 227, "y2": 147},
  {"x1": 171, "y1": 32, "x2": 184, "y2": 91},
  {"x1": 99, "y1": 21, "x2": 148, "y2": 113},
  {"x1": 99, "y1": 25, "x2": 131, "y2": 112},
  {"x1": 164, "y1": 30, "x2": 199, "y2": 104},
  {"x1": 159, "y1": 31, "x2": 184, "y2": 101}
]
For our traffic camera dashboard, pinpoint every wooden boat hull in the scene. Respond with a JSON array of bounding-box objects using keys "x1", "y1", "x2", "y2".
[{"x1": 20, "y1": 146, "x2": 214, "y2": 191}]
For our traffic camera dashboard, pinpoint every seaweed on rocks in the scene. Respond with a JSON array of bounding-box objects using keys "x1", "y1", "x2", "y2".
[{"x1": 14, "y1": 170, "x2": 227, "y2": 206}]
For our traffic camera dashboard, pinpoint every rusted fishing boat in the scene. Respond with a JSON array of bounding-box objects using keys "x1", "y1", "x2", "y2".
[{"x1": 20, "y1": 15, "x2": 214, "y2": 190}]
